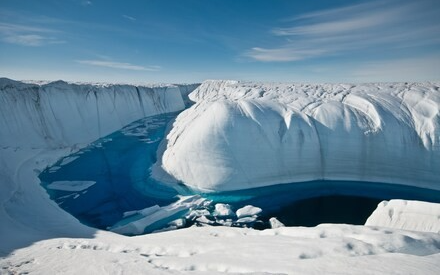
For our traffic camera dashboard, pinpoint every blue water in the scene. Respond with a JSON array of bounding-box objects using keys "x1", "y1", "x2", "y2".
[
  {"x1": 39, "y1": 112, "x2": 190, "y2": 229},
  {"x1": 40, "y1": 112, "x2": 440, "y2": 234}
]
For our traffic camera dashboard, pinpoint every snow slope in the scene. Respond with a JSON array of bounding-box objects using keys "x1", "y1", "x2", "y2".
[
  {"x1": 2, "y1": 224, "x2": 440, "y2": 274},
  {"x1": 162, "y1": 80, "x2": 440, "y2": 191},
  {"x1": 0, "y1": 78, "x2": 198, "y2": 148}
]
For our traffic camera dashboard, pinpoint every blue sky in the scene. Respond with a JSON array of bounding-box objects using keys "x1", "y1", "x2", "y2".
[{"x1": 0, "y1": 0, "x2": 439, "y2": 83}]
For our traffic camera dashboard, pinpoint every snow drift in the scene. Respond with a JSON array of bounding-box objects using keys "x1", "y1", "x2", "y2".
[
  {"x1": 366, "y1": 199, "x2": 440, "y2": 233},
  {"x1": 161, "y1": 80, "x2": 440, "y2": 191},
  {"x1": 0, "y1": 78, "x2": 198, "y2": 148}
]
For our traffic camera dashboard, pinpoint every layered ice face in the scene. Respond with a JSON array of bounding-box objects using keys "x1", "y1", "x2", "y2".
[
  {"x1": 0, "y1": 78, "x2": 198, "y2": 148},
  {"x1": 161, "y1": 80, "x2": 440, "y2": 191}
]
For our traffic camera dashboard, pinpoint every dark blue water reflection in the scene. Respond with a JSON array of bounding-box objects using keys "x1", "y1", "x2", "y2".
[{"x1": 202, "y1": 181, "x2": 440, "y2": 227}]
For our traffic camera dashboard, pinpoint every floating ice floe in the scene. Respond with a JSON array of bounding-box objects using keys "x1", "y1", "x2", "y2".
[{"x1": 46, "y1": 181, "x2": 96, "y2": 192}]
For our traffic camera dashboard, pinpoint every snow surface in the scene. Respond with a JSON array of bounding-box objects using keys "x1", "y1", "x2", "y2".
[
  {"x1": 366, "y1": 199, "x2": 440, "y2": 233},
  {"x1": 2, "y1": 224, "x2": 440, "y2": 274},
  {"x1": 1, "y1": 79, "x2": 439, "y2": 274},
  {"x1": 161, "y1": 80, "x2": 440, "y2": 191},
  {"x1": 46, "y1": 181, "x2": 96, "y2": 192}
]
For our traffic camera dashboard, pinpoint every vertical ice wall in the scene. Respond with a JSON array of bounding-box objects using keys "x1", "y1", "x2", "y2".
[{"x1": 0, "y1": 78, "x2": 198, "y2": 148}]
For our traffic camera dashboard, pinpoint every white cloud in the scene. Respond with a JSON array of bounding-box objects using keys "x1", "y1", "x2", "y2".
[
  {"x1": 247, "y1": 1, "x2": 440, "y2": 62},
  {"x1": 273, "y1": 9, "x2": 400, "y2": 37},
  {"x1": 0, "y1": 22, "x2": 57, "y2": 34},
  {"x1": 247, "y1": 47, "x2": 326, "y2": 62},
  {"x1": 123, "y1": 15, "x2": 136, "y2": 21},
  {"x1": 76, "y1": 60, "x2": 161, "y2": 71},
  {"x1": 4, "y1": 34, "x2": 62, "y2": 46},
  {"x1": 0, "y1": 22, "x2": 64, "y2": 46},
  {"x1": 289, "y1": 1, "x2": 388, "y2": 22}
]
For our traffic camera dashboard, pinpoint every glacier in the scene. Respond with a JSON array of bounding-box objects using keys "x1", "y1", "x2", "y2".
[
  {"x1": 1, "y1": 78, "x2": 440, "y2": 274},
  {"x1": 161, "y1": 80, "x2": 440, "y2": 191}
]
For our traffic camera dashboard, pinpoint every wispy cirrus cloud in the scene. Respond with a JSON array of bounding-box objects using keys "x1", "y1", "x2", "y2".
[
  {"x1": 4, "y1": 34, "x2": 64, "y2": 46},
  {"x1": 247, "y1": 0, "x2": 440, "y2": 62},
  {"x1": 0, "y1": 22, "x2": 57, "y2": 34},
  {"x1": 123, "y1": 15, "x2": 136, "y2": 22},
  {"x1": 76, "y1": 59, "x2": 161, "y2": 71},
  {"x1": 249, "y1": 48, "x2": 326, "y2": 62},
  {"x1": 0, "y1": 22, "x2": 64, "y2": 46}
]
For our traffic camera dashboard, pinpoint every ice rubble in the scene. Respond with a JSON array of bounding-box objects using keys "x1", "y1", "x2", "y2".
[
  {"x1": 110, "y1": 195, "x2": 211, "y2": 235},
  {"x1": 109, "y1": 198, "x2": 270, "y2": 235},
  {"x1": 161, "y1": 80, "x2": 440, "y2": 191}
]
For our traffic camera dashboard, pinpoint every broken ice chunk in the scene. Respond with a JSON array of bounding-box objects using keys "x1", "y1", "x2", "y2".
[
  {"x1": 236, "y1": 205, "x2": 262, "y2": 218},
  {"x1": 213, "y1": 203, "x2": 235, "y2": 217},
  {"x1": 269, "y1": 217, "x2": 285, "y2": 229}
]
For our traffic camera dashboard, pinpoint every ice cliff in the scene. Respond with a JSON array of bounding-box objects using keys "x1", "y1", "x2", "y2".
[
  {"x1": 161, "y1": 80, "x2": 440, "y2": 191},
  {"x1": 0, "y1": 78, "x2": 198, "y2": 148}
]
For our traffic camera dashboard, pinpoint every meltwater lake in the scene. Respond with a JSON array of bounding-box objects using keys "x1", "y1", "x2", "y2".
[{"x1": 40, "y1": 112, "x2": 440, "y2": 235}]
